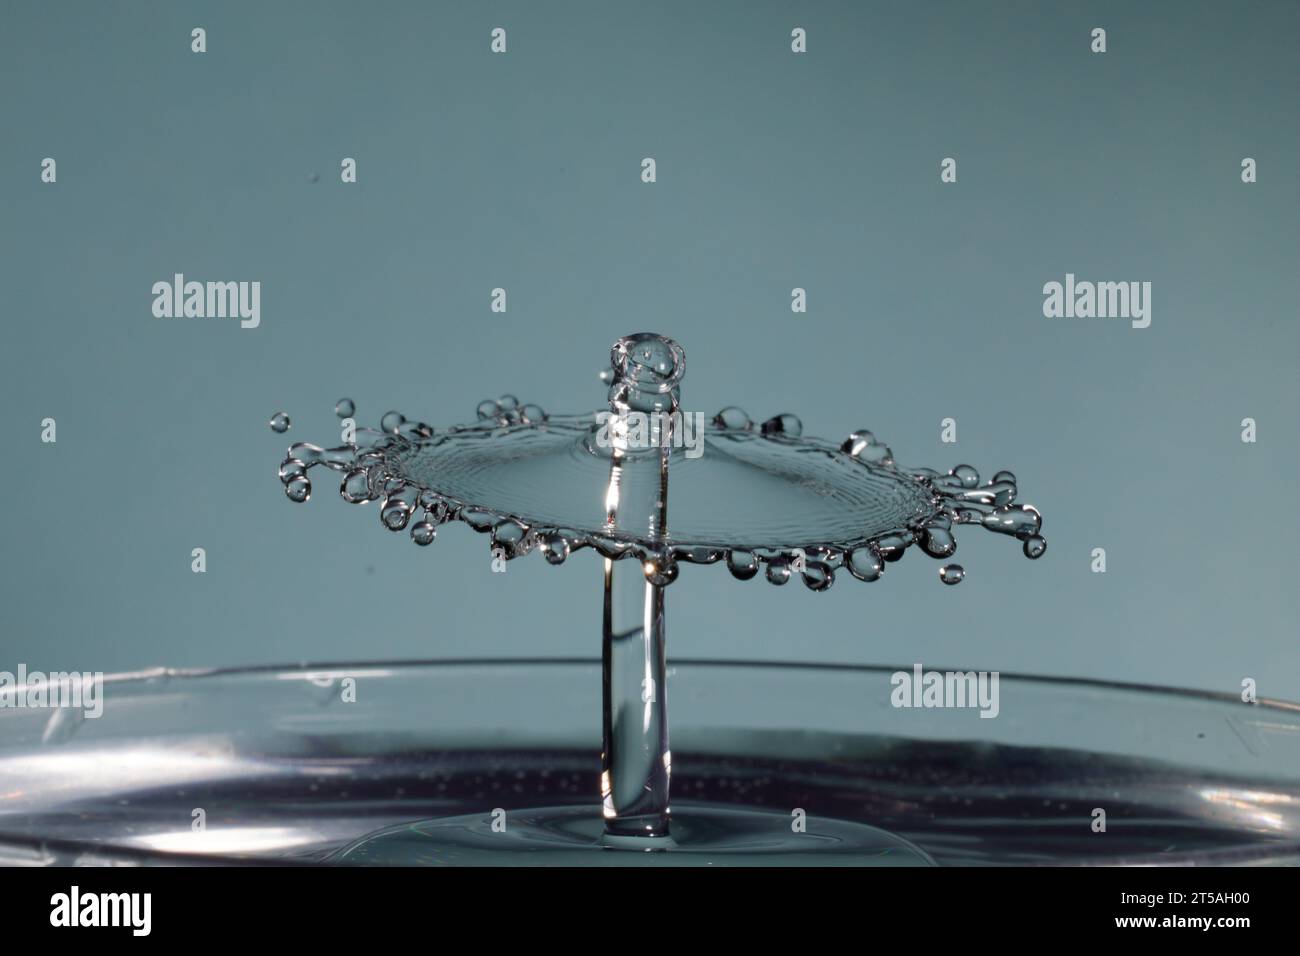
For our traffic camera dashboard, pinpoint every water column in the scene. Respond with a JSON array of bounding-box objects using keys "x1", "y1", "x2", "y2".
[{"x1": 599, "y1": 333, "x2": 684, "y2": 843}]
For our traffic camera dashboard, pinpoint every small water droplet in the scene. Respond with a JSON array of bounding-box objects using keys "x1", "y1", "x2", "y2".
[
  {"x1": 492, "y1": 520, "x2": 526, "y2": 551},
  {"x1": 765, "y1": 559, "x2": 791, "y2": 586},
  {"x1": 761, "y1": 413, "x2": 803, "y2": 438},
  {"x1": 851, "y1": 442, "x2": 895, "y2": 466},
  {"x1": 279, "y1": 459, "x2": 306, "y2": 484},
  {"x1": 713, "y1": 407, "x2": 751, "y2": 431},
  {"x1": 410, "y1": 521, "x2": 437, "y2": 546},
  {"x1": 846, "y1": 547, "x2": 883, "y2": 582},
  {"x1": 643, "y1": 553, "x2": 678, "y2": 587},
  {"x1": 285, "y1": 475, "x2": 311, "y2": 502},
  {"x1": 841, "y1": 430, "x2": 876, "y2": 457},
  {"x1": 876, "y1": 533, "x2": 911, "y2": 562},
  {"x1": 951, "y1": 464, "x2": 980, "y2": 488},
  {"x1": 1022, "y1": 535, "x2": 1047, "y2": 559},
  {"x1": 541, "y1": 533, "x2": 570, "y2": 565},
  {"x1": 726, "y1": 549, "x2": 759, "y2": 580},
  {"x1": 982, "y1": 504, "x2": 1042, "y2": 538},
  {"x1": 269, "y1": 412, "x2": 291, "y2": 434},
  {"x1": 921, "y1": 524, "x2": 956, "y2": 558},
  {"x1": 801, "y1": 561, "x2": 834, "y2": 592},
  {"x1": 340, "y1": 468, "x2": 371, "y2": 503},
  {"x1": 939, "y1": 564, "x2": 965, "y2": 585},
  {"x1": 381, "y1": 499, "x2": 412, "y2": 531},
  {"x1": 335, "y1": 398, "x2": 355, "y2": 418},
  {"x1": 616, "y1": 334, "x2": 680, "y2": 381}
]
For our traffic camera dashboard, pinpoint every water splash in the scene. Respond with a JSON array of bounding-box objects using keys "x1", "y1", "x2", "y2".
[
  {"x1": 274, "y1": 402, "x2": 1046, "y2": 590},
  {"x1": 271, "y1": 332, "x2": 1048, "y2": 856}
]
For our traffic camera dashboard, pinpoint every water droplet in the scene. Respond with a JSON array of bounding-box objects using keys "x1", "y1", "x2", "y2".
[
  {"x1": 643, "y1": 553, "x2": 678, "y2": 587},
  {"x1": 476, "y1": 400, "x2": 499, "y2": 421},
  {"x1": 921, "y1": 526, "x2": 956, "y2": 558},
  {"x1": 541, "y1": 533, "x2": 570, "y2": 565},
  {"x1": 285, "y1": 475, "x2": 311, "y2": 502},
  {"x1": 982, "y1": 504, "x2": 1042, "y2": 538},
  {"x1": 279, "y1": 459, "x2": 306, "y2": 484},
  {"x1": 852, "y1": 442, "x2": 894, "y2": 466},
  {"x1": 761, "y1": 413, "x2": 803, "y2": 438},
  {"x1": 992, "y1": 470, "x2": 1016, "y2": 485},
  {"x1": 713, "y1": 407, "x2": 751, "y2": 431},
  {"x1": 410, "y1": 521, "x2": 437, "y2": 546},
  {"x1": 339, "y1": 468, "x2": 372, "y2": 503},
  {"x1": 335, "y1": 398, "x2": 355, "y2": 418},
  {"x1": 380, "y1": 411, "x2": 406, "y2": 434},
  {"x1": 492, "y1": 520, "x2": 526, "y2": 555},
  {"x1": 939, "y1": 564, "x2": 965, "y2": 585},
  {"x1": 381, "y1": 499, "x2": 412, "y2": 531},
  {"x1": 726, "y1": 549, "x2": 759, "y2": 580},
  {"x1": 1022, "y1": 535, "x2": 1047, "y2": 559},
  {"x1": 985, "y1": 480, "x2": 1018, "y2": 507},
  {"x1": 801, "y1": 561, "x2": 834, "y2": 592},
  {"x1": 678, "y1": 546, "x2": 723, "y2": 565},
  {"x1": 269, "y1": 412, "x2": 291, "y2": 434},
  {"x1": 846, "y1": 547, "x2": 883, "y2": 582},
  {"x1": 951, "y1": 464, "x2": 980, "y2": 488},
  {"x1": 616, "y1": 334, "x2": 680, "y2": 381},
  {"x1": 876, "y1": 533, "x2": 911, "y2": 562},
  {"x1": 765, "y1": 559, "x2": 791, "y2": 586},
  {"x1": 841, "y1": 430, "x2": 876, "y2": 457}
]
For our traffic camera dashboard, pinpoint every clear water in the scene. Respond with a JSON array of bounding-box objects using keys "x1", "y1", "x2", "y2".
[
  {"x1": 2, "y1": 663, "x2": 1297, "y2": 867},
  {"x1": 266, "y1": 333, "x2": 1058, "y2": 860},
  {"x1": 331, "y1": 806, "x2": 934, "y2": 865},
  {"x1": 274, "y1": 373, "x2": 1046, "y2": 590}
]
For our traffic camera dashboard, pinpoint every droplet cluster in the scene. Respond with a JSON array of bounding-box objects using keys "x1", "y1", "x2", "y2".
[{"x1": 276, "y1": 399, "x2": 1046, "y2": 592}]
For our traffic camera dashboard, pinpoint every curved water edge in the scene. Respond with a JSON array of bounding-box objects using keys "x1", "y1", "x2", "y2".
[
  {"x1": 275, "y1": 402, "x2": 1047, "y2": 590},
  {"x1": 2, "y1": 660, "x2": 1297, "y2": 867}
]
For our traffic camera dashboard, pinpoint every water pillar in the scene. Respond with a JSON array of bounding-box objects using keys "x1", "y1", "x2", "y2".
[{"x1": 599, "y1": 333, "x2": 683, "y2": 843}]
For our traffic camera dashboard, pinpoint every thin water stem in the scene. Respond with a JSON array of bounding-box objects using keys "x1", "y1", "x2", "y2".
[
  {"x1": 601, "y1": 557, "x2": 670, "y2": 839},
  {"x1": 597, "y1": 333, "x2": 683, "y2": 843}
]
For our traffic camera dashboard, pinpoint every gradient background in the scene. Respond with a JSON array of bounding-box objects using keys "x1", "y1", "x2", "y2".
[{"x1": 3, "y1": 0, "x2": 1297, "y2": 699}]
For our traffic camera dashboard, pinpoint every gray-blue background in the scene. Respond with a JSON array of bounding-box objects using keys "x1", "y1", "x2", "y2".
[{"x1": 3, "y1": 0, "x2": 1297, "y2": 698}]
